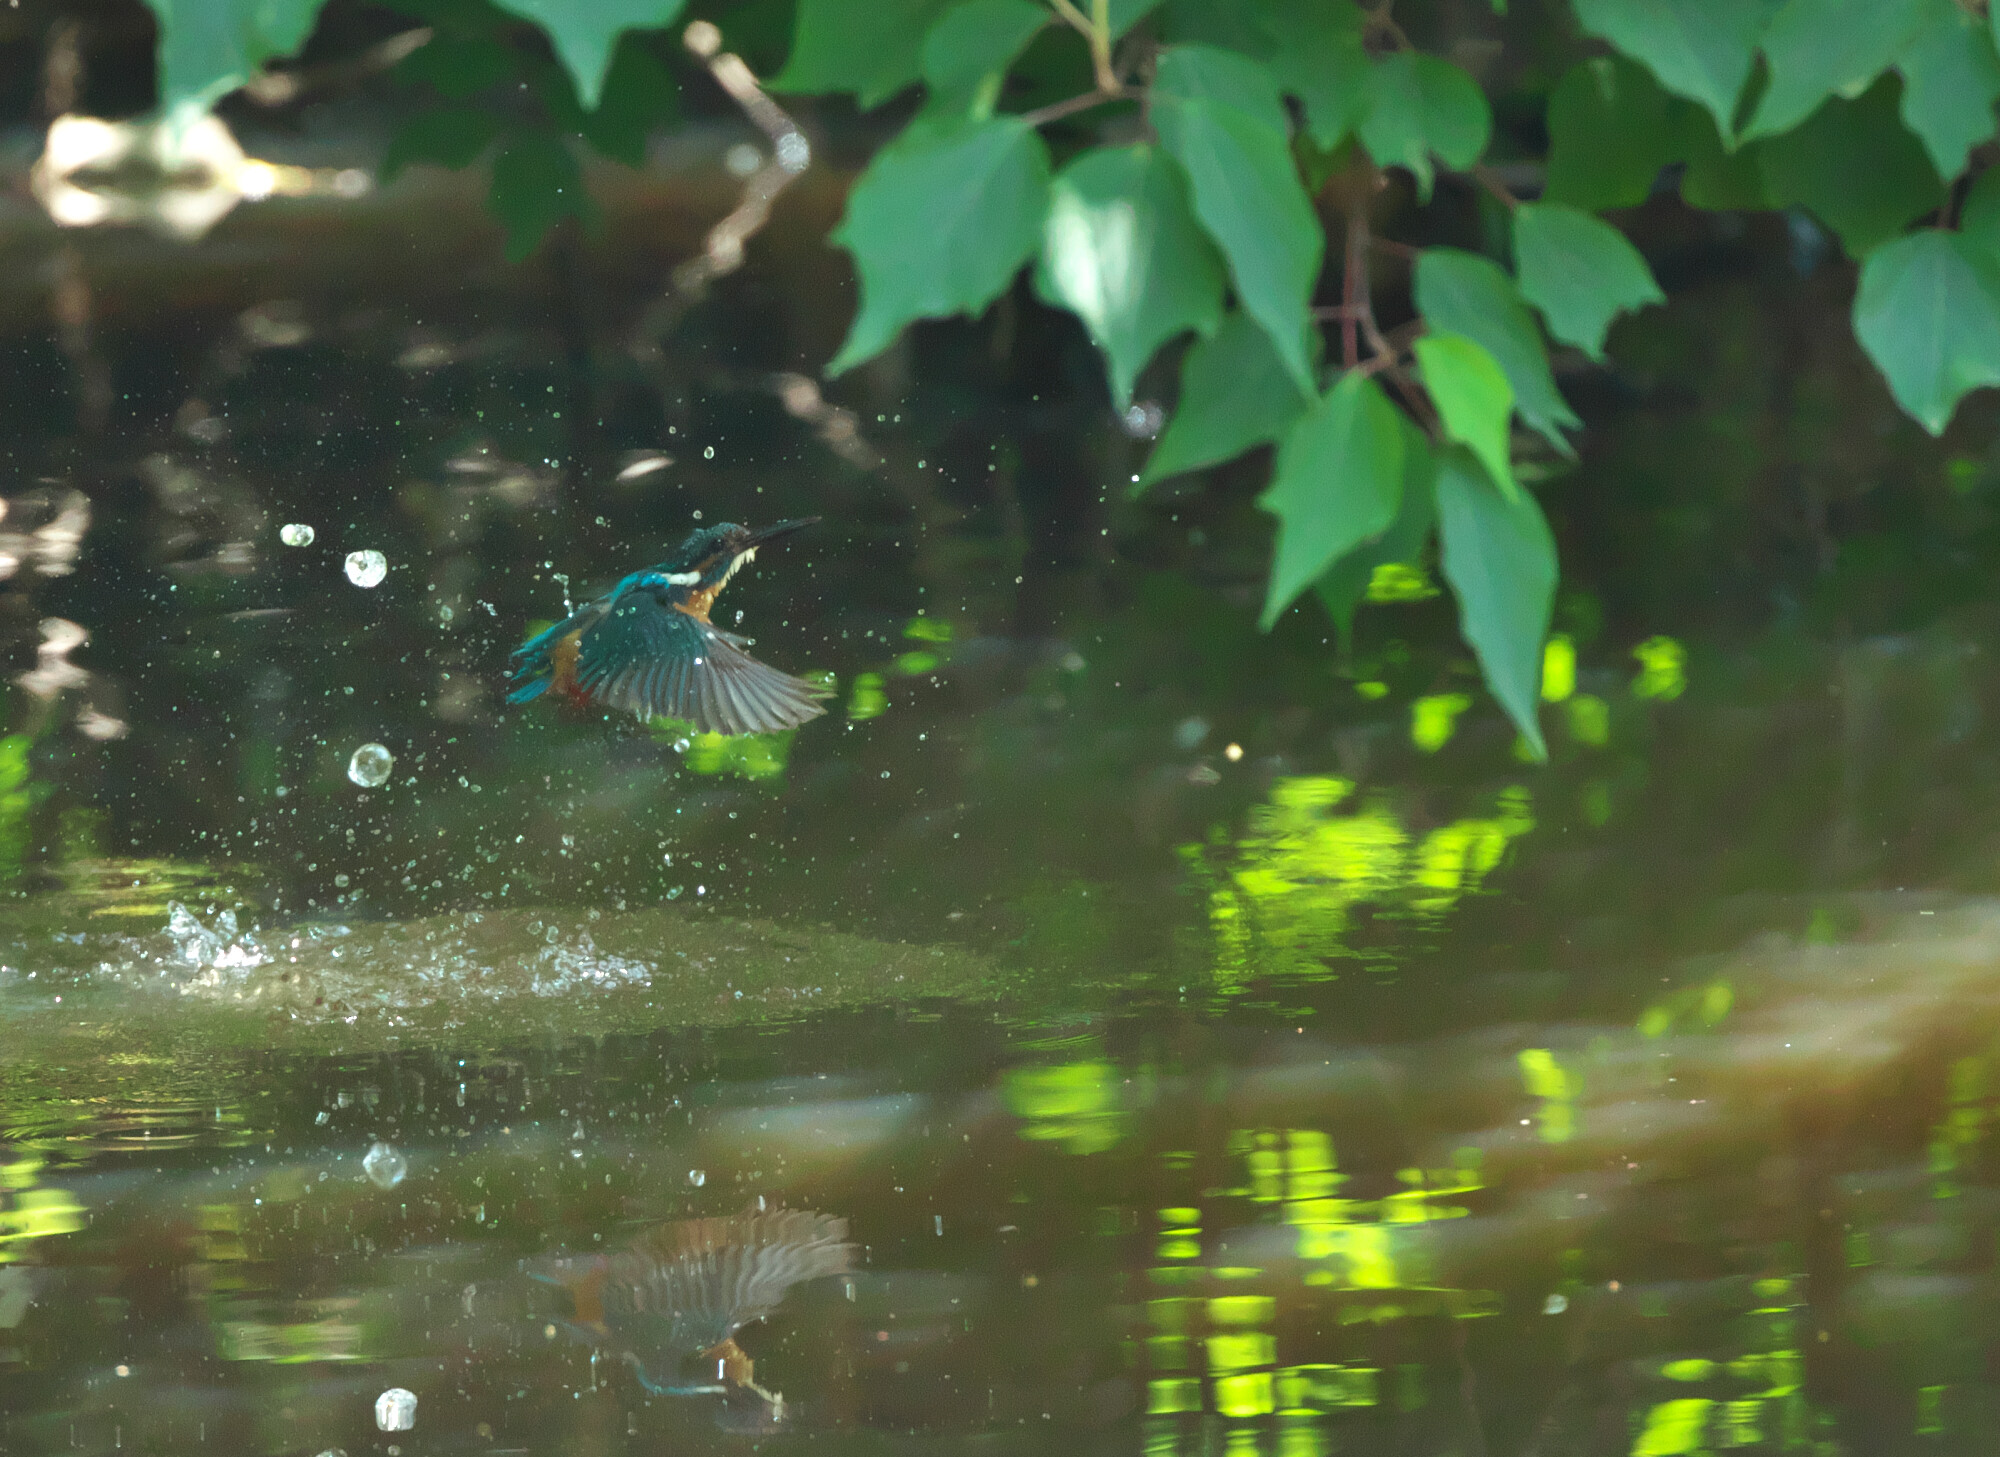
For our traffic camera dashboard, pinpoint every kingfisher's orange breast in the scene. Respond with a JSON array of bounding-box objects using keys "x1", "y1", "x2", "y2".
[{"x1": 550, "y1": 629, "x2": 588, "y2": 705}]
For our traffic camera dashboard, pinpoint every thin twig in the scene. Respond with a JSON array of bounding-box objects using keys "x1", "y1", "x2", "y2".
[
  {"x1": 1090, "y1": 0, "x2": 1117, "y2": 90},
  {"x1": 243, "y1": 26, "x2": 432, "y2": 105},
  {"x1": 1020, "y1": 87, "x2": 1127, "y2": 128},
  {"x1": 1342, "y1": 212, "x2": 1366, "y2": 369},
  {"x1": 1049, "y1": 0, "x2": 1119, "y2": 93},
  {"x1": 1472, "y1": 164, "x2": 1521, "y2": 210},
  {"x1": 1363, "y1": 1, "x2": 1413, "y2": 50},
  {"x1": 1047, "y1": 0, "x2": 1093, "y2": 35},
  {"x1": 1381, "y1": 364, "x2": 1438, "y2": 432},
  {"x1": 634, "y1": 22, "x2": 811, "y2": 348},
  {"x1": 1360, "y1": 307, "x2": 1396, "y2": 365}
]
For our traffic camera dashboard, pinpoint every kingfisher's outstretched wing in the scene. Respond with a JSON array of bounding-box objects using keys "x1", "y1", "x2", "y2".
[
  {"x1": 572, "y1": 588, "x2": 829, "y2": 736},
  {"x1": 524, "y1": 1208, "x2": 854, "y2": 1398}
]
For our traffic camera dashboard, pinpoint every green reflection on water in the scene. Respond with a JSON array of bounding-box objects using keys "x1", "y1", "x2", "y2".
[
  {"x1": 1003, "y1": 1059, "x2": 1129, "y2": 1154},
  {"x1": 1188, "y1": 777, "x2": 1534, "y2": 991},
  {"x1": 1410, "y1": 693, "x2": 1473, "y2": 753},
  {"x1": 0, "y1": 733, "x2": 49, "y2": 881},
  {"x1": 1140, "y1": 1127, "x2": 1495, "y2": 1453},
  {"x1": 1542, "y1": 635, "x2": 1577, "y2": 703},
  {"x1": 1519, "y1": 1048, "x2": 1576, "y2": 1144},
  {"x1": 0, "y1": 1153, "x2": 84, "y2": 1262},
  {"x1": 1631, "y1": 634, "x2": 1688, "y2": 702},
  {"x1": 1929, "y1": 1051, "x2": 1992, "y2": 1199}
]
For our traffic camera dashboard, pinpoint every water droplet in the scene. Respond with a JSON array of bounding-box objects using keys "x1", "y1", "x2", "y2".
[
  {"x1": 333, "y1": 873, "x2": 350, "y2": 888},
  {"x1": 363, "y1": 1141, "x2": 407, "y2": 1189},
  {"x1": 344, "y1": 550, "x2": 388, "y2": 588},
  {"x1": 703, "y1": 446, "x2": 715, "y2": 460},
  {"x1": 280, "y1": 523, "x2": 315, "y2": 547},
  {"x1": 667, "y1": 886, "x2": 683, "y2": 899},
  {"x1": 1542, "y1": 1292, "x2": 1568, "y2": 1315},
  {"x1": 1119, "y1": 400, "x2": 1164, "y2": 439},
  {"x1": 375, "y1": 1388, "x2": 417, "y2": 1431},
  {"x1": 687, "y1": 1168, "x2": 706, "y2": 1187},
  {"x1": 347, "y1": 743, "x2": 395, "y2": 788},
  {"x1": 723, "y1": 142, "x2": 762, "y2": 177}
]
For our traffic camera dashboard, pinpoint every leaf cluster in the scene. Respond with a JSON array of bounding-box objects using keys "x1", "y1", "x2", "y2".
[
  {"x1": 132, "y1": 0, "x2": 2000, "y2": 758},
  {"x1": 384, "y1": 0, "x2": 689, "y2": 257}
]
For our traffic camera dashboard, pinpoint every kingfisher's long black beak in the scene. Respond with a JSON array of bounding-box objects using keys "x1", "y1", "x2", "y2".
[{"x1": 746, "y1": 517, "x2": 819, "y2": 549}]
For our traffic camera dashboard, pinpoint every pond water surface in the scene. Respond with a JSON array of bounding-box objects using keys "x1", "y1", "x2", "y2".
[{"x1": 6, "y1": 116, "x2": 2000, "y2": 1457}]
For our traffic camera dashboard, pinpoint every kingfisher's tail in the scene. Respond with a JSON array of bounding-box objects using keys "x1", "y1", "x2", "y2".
[{"x1": 508, "y1": 608, "x2": 593, "y2": 704}]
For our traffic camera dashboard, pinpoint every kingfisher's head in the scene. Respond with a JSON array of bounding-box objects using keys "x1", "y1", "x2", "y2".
[{"x1": 655, "y1": 518, "x2": 818, "y2": 595}]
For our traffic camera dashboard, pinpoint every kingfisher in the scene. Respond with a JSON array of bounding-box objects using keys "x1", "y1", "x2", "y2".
[
  {"x1": 525, "y1": 1207, "x2": 855, "y2": 1410},
  {"x1": 508, "y1": 519, "x2": 830, "y2": 736}
]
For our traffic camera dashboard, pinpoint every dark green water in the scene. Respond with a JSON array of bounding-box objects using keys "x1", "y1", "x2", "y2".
[{"x1": 8, "y1": 127, "x2": 2000, "y2": 1457}]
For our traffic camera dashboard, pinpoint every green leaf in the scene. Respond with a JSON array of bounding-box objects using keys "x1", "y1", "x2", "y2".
[
  {"x1": 1959, "y1": 165, "x2": 2000, "y2": 256},
  {"x1": 1512, "y1": 203, "x2": 1666, "y2": 361},
  {"x1": 143, "y1": 0, "x2": 323, "y2": 117},
  {"x1": 1569, "y1": 0, "x2": 1781, "y2": 142},
  {"x1": 1759, "y1": 76, "x2": 1943, "y2": 259},
  {"x1": 1159, "y1": 0, "x2": 1275, "y2": 54},
  {"x1": 1415, "y1": 333, "x2": 1519, "y2": 503},
  {"x1": 382, "y1": 106, "x2": 503, "y2": 180},
  {"x1": 1897, "y1": 0, "x2": 2000, "y2": 180},
  {"x1": 1678, "y1": 106, "x2": 1771, "y2": 208},
  {"x1": 921, "y1": 0, "x2": 1048, "y2": 117},
  {"x1": 579, "y1": 35, "x2": 681, "y2": 165},
  {"x1": 1413, "y1": 248, "x2": 1580, "y2": 453},
  {"x1": 489, "y1": 0, "x2": 686, "y2": 109},
  {"x1": 1035, "y1": 145, "x2": 1227, "y2": 408},
  {"x1": 1742, "y1": 0, "x2": 1925, "y2": 142},
  {"x1": 1257, "y1": 371, "x2": 1406, "y2": 630},
  {"x1": 1316, "y1": 420, "x2": 1436, "y2": 649},
  {"x1": 396, "y1": 32, "x2": 518, "y2": 100},
  {"x1": 1153, "y1": 42, "x2": 1290, "y2": 132},
  {"x1": 1435, "y1": 450, "x2": 1558, "y2": 758},
  {"x1": 1260, "y1": 0, "x2": 1370, "y2": 149},
  {"x1": 774, "y1": 0, "x2": 955, "y2": 107},
  {"x1": 490, "y1": 129, "x2": 594, "y2": 261},
  {"x1": 1853, "y1": 228, "x2": 2000, "y2": 433},
  {"x1": 1543, "y1": 56, "x2": 1691, "y2": 212},
  {"x1": 1141, "y1": 311, "x2": 1313, "y2": 485},
  {"x1": 1109, "y1": 0, "x2": 1167, "y2": 38},
  {"x1": 829, "y1": 115, "x2": 1052, "y2": 375},
  {"x1": 1356, "y1": 52, "x2": 1492, "y2": 202},
  {"x1": 1152, "y1": 46, "x2": 1324, "y2": 393}
]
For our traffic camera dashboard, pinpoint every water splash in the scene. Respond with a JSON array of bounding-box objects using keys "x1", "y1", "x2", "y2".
[
  {"x1": 362, "y1": 1140, "x2": 407, "y2": 1189},
  {"x1": 374, "y1": 1387, "x2": 416, "y2": 1431},
  {"x1": 279, "y1": 523, "x2": 314, "y2": 546},
  {"x1": 343, "y1": 550, "x2": 387, "y2": 588},
  {"x1": 347, "y1": 744, "x2": 394, "y2": 788},
  {"x1": 529, "y1": 931, "x2": 652, "y2": 997},
  {"x1": 165, "y1": 901, "x2": 266, "y2": 972}
]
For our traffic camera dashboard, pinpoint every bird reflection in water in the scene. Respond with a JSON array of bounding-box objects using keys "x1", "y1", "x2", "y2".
[{"x1": 527, "y1": 1207, "x2": 855, "y2": 1420}]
